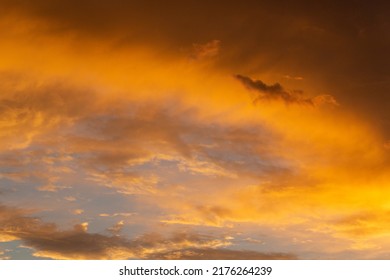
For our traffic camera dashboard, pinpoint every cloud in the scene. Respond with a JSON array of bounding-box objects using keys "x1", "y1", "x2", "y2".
[
  {"x1": 0, "y1": 249, "x2": 10, "y2": 260},
  {"x1": 159, "y1": 183, "x2": 318, "y2": 228},
  {"x1": 190, "y1": 40, "x2": 221, "y2": 60},
  {"x1": 72, "y1": 209, "x2": 84, "y2": 215},
  {"x1": 328, "y1": 211, "x2": 390, "y2": 239},
  {"x1": 36, "y1": 184, "x2": 64, "y2": 192},
  {"x1": 0, "y1": 3, "x2": 389, "y2": 261},
  {"x1": 0, "y1": 204, "x2": 235, "y2": 259},
  {"x1": 236, "y1": 74, "x2": 285, "y2": 95},
  {"x1": 99, "y1": 212, "x2": 136, "y2": 218},
  {"x1": 88, "y1": 170, "x2": 159, "y2": 195},
  {"x1": 0, "y1": 0, "x2": 389, "y2": 138},
  {"x1": 0, "y1": 66, "x2": 387, "y2": 261},
  {"x1": 148, "y1": 248, "x2": 297, "y2": 260},
  {"x1": 162, "y1": 205, "x2": 235, "y2": 228},
  {"x1": 312, "y1": 94, "x2": 339, "y2": 106},
  {"x1": 283, "y1": 75, "x2": 304, "y2": 80},
  {"x1": 0, "y1": 71, "x2": 293, "y2": 206},
  {"x1": 107, "y1": 220, "x2": 125, "y2": 236},
  {"x1": 177, "y1": 157, "x2": 236, "y2": 178},
  {"x1": 0, "y1": 72, "x2": 96, "y2": 119},
  {"x1": 235, "y1": 74, "x2": 338, "y2": 106}
]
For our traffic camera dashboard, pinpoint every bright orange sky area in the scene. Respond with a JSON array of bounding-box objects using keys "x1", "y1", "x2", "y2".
[{"x1": 0, "y1": 1, "x2": 390, "y2": 259}]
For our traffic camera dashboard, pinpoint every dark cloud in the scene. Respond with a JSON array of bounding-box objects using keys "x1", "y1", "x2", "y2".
[
  {"x1": 0, "y1": 72, "x2": 99, "y2": 151},
  {"x1": 0, "y1": 203, "x2": 299, "y2": 259},
  {"x1": 235, "y1": 74, "x2": 338, "y2": 106},
  {"x1": 0, "y1": 204, "x2": 234, "y2": 259},
  {"x1": 236, "y1": 74, "x2": 285, "y2": 95},
  {"x1": 0, "y1": 71, "x2": 293, "y2": 199},
  {"x1": 1, "y1": 0, "x2": 388, "y2": 135},
  {"x1": 236, "y1": 74, "x2": 313, "y2": 105}
]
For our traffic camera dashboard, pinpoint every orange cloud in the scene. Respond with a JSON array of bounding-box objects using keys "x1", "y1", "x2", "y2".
[
  {"x1": 190, "y1": 40, "x2": 221, "y2": 60},
  {"x1": 0, "y1": 2, "x2": 389, "y2": 260}
]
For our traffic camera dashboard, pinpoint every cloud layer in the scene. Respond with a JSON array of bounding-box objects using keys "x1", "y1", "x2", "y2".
[
  {"x1": 0, "y1": 0, "x2": 389, "y2": 260},
  {"x1": 0, "y1": 204, "x2": 297, "y2": 260}
]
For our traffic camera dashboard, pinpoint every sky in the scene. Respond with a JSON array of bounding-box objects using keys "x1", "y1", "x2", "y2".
[{"x1": 0, "y1": 0, "x2": 390, "y2": 260}]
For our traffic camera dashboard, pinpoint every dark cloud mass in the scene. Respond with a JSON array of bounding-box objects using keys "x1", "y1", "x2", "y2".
[
  {"x1": 0, "y1": 0, "x2": 389, "y2": 130},
  {"x1": 236, "y1": 75, "x2": 285, "y2": 95},
  {"x1": 235, "y1": 74, "x2": 338, "y2": 106},
  {"x1": 0, "y1": 204, "x2": 295, "y2": 259}
]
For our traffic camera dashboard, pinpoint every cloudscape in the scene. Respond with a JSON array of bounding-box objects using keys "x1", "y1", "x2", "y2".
[{"x1": 0, "y1": 0, "x2": 390, "y2": 259}]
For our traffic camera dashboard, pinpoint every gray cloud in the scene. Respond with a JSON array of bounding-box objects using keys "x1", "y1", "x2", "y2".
[
  {"x1": 0, "y1": 204, "x2": 231, "y2": 259},
  {"x1": 236, "y1": 74, "x2": 285, "y2": 95},
  {"x1": 235, "y1": 74, "x2": 313, "y2": 105},
  {"x1": 0, "y1": 204, "x2": 298, "y2": 259},
  {"x1": 235, "y1": 74, "x2": 338, "y2": 106}
]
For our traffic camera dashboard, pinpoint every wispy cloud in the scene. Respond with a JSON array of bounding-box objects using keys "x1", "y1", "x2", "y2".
[
  {"x1": 283, "y1": 75, "x2": 304, "y2": 81},
  {"x1": 190, "y1": 40, "x2": 221, "y2": 60}
]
